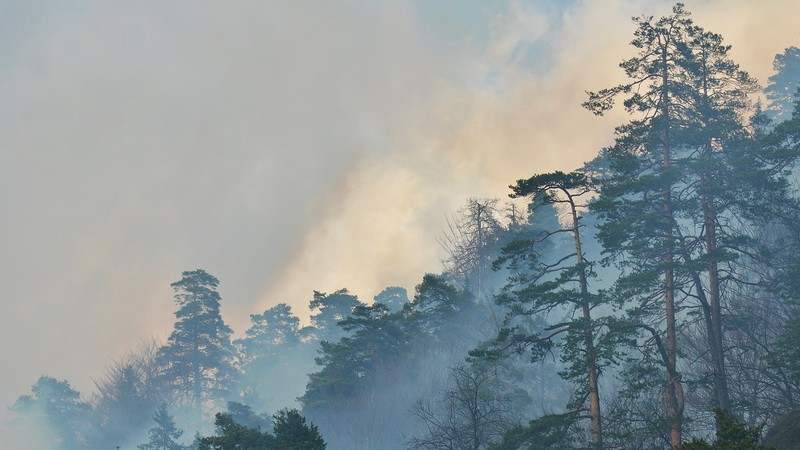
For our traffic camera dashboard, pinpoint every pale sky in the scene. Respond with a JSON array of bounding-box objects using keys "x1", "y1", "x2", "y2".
[{"x1": 1, "y1": 0, "x2": 798, "y2": 431}]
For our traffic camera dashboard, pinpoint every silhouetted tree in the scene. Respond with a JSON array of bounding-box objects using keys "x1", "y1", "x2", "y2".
[
  {"x1": 766, "y1": 46, "x2": 800, "y2": 122},
  {"x1": 373, "y1": 286, "x2": 409, "y2": 313},
  {"x1": 13, "y1": 375, "x2": 90, "y2": 449},
  {"x1": 198, "y1": 408, "x2": 325, "y2": 450},
  {"x1": 489, "y1": 412, "x2": 580, "y2": 450},
  {"x1": 223, "y1": 401, "x2": 270, "y2": 431},
  {"x1": 198, "y1": 412, "x2": 273, "y2": 450},
  {"x1": 236, "y1": 303, "x2": 313, "y2": 410},
  {"x1": 273, "y1": 409, "x2": 326, "y2": 449},
  {"x1": 439, "y1": 198, "x2": 504, "y2": 293},
  {"x1": 480, "y1": 170, "x2": 622, "y2": 448},
  {"x1": 138, "y1": 404, "x2": 187, "y2": 450},
  {"x1": 156, "y1": 270, "x2": 237, "y2": 412},
  {"x1": 308, "y1": 289, "x2": 364, "y2": 343}
]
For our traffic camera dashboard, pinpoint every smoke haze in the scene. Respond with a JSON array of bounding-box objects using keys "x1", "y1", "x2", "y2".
[{"x1": 1, "y1": 0, "x2": 798, "y2": 440}]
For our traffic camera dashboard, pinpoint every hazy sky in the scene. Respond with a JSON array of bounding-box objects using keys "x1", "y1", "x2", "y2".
[{"x1": 1, "y1": 0, "x2": 798, "y2": 428}]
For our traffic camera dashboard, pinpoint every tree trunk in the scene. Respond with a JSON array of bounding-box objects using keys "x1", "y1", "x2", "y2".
[
  {"x1": 699, "y1": 47, "x2": 731, "y2": 412},
  {"x1": 661, "y1": 41, "x2": 683, "y2": 448},
  {"x1": 703, "y1": 183, "x2": 731, "y2": 411},
  {"x1": 568, "y1": 194, "x2": 603, "y2": 449}
]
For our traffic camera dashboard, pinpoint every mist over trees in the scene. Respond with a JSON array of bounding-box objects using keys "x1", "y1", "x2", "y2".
[{"x1": 10, "y1": 3, "x2": 800, "y2": 449}]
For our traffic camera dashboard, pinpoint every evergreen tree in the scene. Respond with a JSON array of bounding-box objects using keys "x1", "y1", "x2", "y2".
[
  {"x1": 489, "y1": 412, "x2": 579, "y2": 450},
  {"x1": 273, "y1": 409, "x2": 326, "y2": 450},
  {"x1": 308, "y1": 289, "x2": 364, "y2": 343},
  {"x1": 13, "y1": 375, "x2": 90, "y2": 449},
  {"x1": 236, "y1": 303, "x2": 315, "y2": 411},
  {"x1": 223, "y1": 401, "x2": 270, "y2": 431},
  {"x1": 156, "y1": 270, "x2": 237, "y2": 411},
  {"x1": 301, "y1": 276, "x2": 479, "y2": 449},
  {"x1": 138, "y1": 404, "x2": 187, "y2": 450},
  {"x1": 198, "y1": 408, "x2": 325, "y2": 450},
  {"x1": 411, "y1": 273, "x2": 479, "y2": 344},
  {"x1": 238, "y1": 303, "x2": 302, "y2": 367},
  {"x1": 583, "y1": 2, "x2": 783, "y2": 442},
  {"x1": 373, "y1": 286, "x2": 409, "y2": 313},
  {"x1": 302, "y1": 302, "x2": 419, "y2": 416},
  {"x1": 198, "y1": 412, "x2": 274, "y2": 449},
  {"x1": 765, "y1": 46, "x2": 800, "y2": 122},
  {"x1": 482, "y1": 170, "x2": 622, "y2": 448},
  {"x1": 585, "y1": 5, "x2": 696, "y2": 443}
]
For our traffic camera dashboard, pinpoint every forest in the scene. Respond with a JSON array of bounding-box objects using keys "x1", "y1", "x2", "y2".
[{"x1": 9, "y1": 3, "x2": 800, "y2": 449}]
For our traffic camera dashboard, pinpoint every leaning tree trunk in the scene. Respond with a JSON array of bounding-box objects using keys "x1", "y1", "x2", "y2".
[
  {"x1": 661, "y1": 41, "x2": 684, "y2": 448},
  {"x1": 568, "y1": 192, "x2": 603, "y2": 449}
]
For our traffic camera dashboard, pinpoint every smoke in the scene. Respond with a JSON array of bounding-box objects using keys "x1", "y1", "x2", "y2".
[
  {"x1": 260, "y1": 0, "x2": 800, "y2": 315},
  {"x1": 1, "y1": 0, "x2": 798, "y2": 444}
]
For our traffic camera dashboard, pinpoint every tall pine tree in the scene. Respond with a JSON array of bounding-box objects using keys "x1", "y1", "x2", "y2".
[
  {"x1": 585, "y1": 4, "x2": 697, "y2": 445},
  {"x1": 156, "y1": 270, "x2": 237, "y2": 413}
]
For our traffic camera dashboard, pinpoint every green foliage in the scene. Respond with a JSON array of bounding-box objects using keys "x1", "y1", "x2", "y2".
[
  {"x1": 138, "y1": 404, "x2": 187, "y2": 450},
  {"x1": 301, "y1": 301, "x2": 419, "y2": 409},
  {"x1": 584, "y1": 3, "x2": 795, "y2": 439},
  {"x1": 238, "y1": 303, "x2": 302, "y2": 365},
  {"x1": 488, "y1": 412, "x2": 578, "y2": 450},
  {"x1": 156, "y1": 270, "x2": 237, "y2": 408},
  {"x1": 198, "y1": 412, "x2": 274, "y2": 450},
  {"x1": 766, "y1": 46, "x2": 800, "y2": 122},
  {"x1": 308, "y1": 288, "x2": 364, "y2": 342},
  {"x1": 676, "y1": 409, "x2": 772, "y2": 449},
  {"x1": 235, "y1": 303, "x2": 315, "y2": 412},
  {"x1": 373, "y1": 286, "x2": 409, "y2": 313},
  {"x1": 411, "y1": 273, "x2": 477, "y2": 337},
  {"x1": 302, "y1": 275, "x2": 483, "y2": 449},
  {"x1": 487, "y1": 169, "x2": 617, "y2": 448},
  {"x1": 272, "y1": 409, "x2": 326, "y2": 449},
  {"x1": 224, "y1": 401, "x2": 270, "y2": 431},
  {"x1": 198, "y1": 409, "x2": 325, "y2": 450}
]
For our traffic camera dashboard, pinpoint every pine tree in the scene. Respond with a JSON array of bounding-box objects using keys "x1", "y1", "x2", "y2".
[
  {"x1": 156, "y1": 270, "x2": 237, "y2": 411},
  {"x1": 308, "y1": 289, "x2": 364, "y2": 343},
  {"x1": 236, "y1": 303, "x2": 314, "y2": 412},
  {"x1": 273, "y1": 409, "x2": 326, "y2": 450},
  {"x1": 585, "y1": 5, "x2": 696, "y2": 443},
  {"x1": 138, "y1": 404, "x2": 187, "y2": 450},
  {"x1": 237, "y1": 303, "x2": 302, "y2": 368},
  {"x1": 765, "y1": 46, "x2": 800, "y2": 122},
  {"x1": 587, "y1": 7, "x2": 796, "y2": 440},
  {"x1": 198, "y1": 412, "x2": 274, "y2": 449},
  {"x1": 484, "y1": 170, "x2": 621, "y2": 449},
  {"x1": 13, "y1": 375, "x2": 90, "y2": 449}
]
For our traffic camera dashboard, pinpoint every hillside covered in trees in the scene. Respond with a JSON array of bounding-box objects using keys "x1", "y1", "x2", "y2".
[{"x1": 8, "y1": 3, "x2": 800, "y2": 450}]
